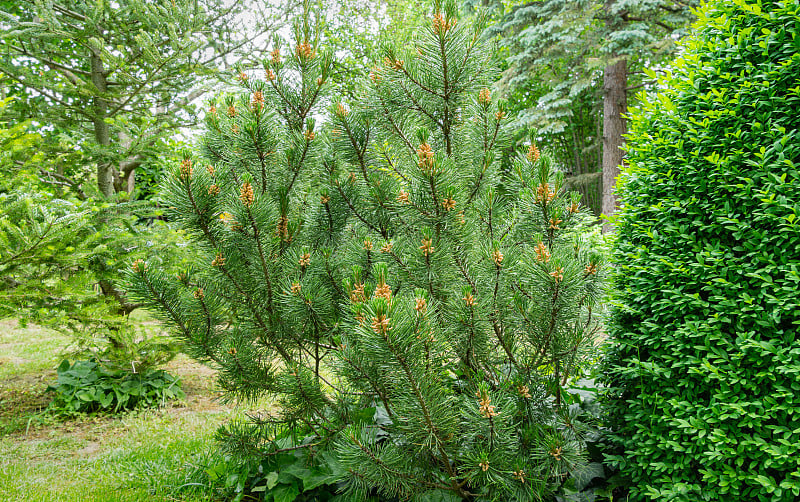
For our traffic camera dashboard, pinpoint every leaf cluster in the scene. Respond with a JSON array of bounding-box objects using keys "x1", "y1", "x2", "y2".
[
  {"x1": 47, "y1": 359, "x2": 185, "y2": 415},
  {"x1": 601, "y1": 0, "x2": 800, "y2": 500}
]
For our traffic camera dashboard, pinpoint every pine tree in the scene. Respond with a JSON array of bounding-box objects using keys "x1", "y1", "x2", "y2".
[{"x1": 127, "y1": 2, "x2": 605, "y2": 499}]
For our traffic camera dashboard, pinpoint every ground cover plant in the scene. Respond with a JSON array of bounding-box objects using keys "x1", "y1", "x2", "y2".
[
  {"x1": 602, "y1": 0, "x2": 800, "y2": 500},
  {"x1": 48, "y1": 358, "x2": 184, "y2": 414},
  {"x1": 127, "y1": 1, "x2": 607, "y2": 500}
]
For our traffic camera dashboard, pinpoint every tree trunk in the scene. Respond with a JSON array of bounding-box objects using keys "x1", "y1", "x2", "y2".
[
  {"x1": 115, "y1": 163, "x2": 138, "y2": 194},
  {"x1": 602, "y1": 56, "x2": 627, "y2": 232},
  {"x1": 91, "y1": 53, "x2": 114, "y2": 198},
  {"x1": 115, "y1": 131, "x2": 142, "y2": 195}
]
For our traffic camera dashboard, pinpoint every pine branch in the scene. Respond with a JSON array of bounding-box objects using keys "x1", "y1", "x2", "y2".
[
  {"x1": 377, "y1": 326, "x2": 462, "y2": 493},
  {"x1": 329, "y1": 172, "x2": 387, "y2": 238},
  {"x1": 285, "y1": 137, "x2": 311, "y2": 194},
  {"x1": 245, "y1": 206, "x2": 276, "y2": 315},
  {"x1": 437, "y1": 26, "x2": 452, "y2": 156},
  {"x1": 378, "y1": 93, "x2": 417, "y2": 159}
]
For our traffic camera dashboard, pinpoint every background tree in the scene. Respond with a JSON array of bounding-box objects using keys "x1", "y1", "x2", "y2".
[
  {"x1": 127, "y1": 2, "x2": 606, "y2": 499},
  {"x1": 485, "y1": 0, "x2": 697, "y2": 222},
  {"x1": 0, "y1": 0, "x2": 276, "y2": 198},
  {"x1": 0, "y1": 0, "x2": 299, "y2": 360},
  {"x1": 0, "y1": 97, "x2": 185, "y2": 367},
  {"x1": 322, "y1": 0, "x2": 429, "y2": 98},
  {"x1": 602, "y1": 0, "x2": 800, "y2": 499}
]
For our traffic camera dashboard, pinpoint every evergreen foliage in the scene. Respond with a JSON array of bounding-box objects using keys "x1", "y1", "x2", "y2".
[
  {"x1": 0, "y1": 100, "x2": 185, "y2": 367},
  {"x1": 127, "y1": 2, "x2": 606, "y2": 499},
  {"x1": 0, "y1": 187, "x2": 186, "y2": 364},
  {"x1": 485, "y1": 0, "x2": 698, "y2": 216},
  {"x1": 490, "y1": 0, "x2": 697, "y2": 105},
  {"x1": 0, "y1": 0, "x2": 265, "y2": 197},
  {"x1": 602, "y1": 1, "x2": 800, "y2": 500}
]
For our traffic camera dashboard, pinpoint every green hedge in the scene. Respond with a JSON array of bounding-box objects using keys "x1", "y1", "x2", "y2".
[{"x1": 602, "y1": 0, "x2": 800, "y2": 500}]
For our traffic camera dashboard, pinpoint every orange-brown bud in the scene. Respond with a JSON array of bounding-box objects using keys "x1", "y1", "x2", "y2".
[
  {"x1": 371, "y1": 314, "x2": 391, "y2": 336},
  {"x1": 478, "y1": 87, "x2": 491, "y2": 105},
  {"x1": 420, "y1": 237, "x2": 434, "y2": 256},
  {"x1": 179, "y1": 158, "x2": 193, "y2": 179},
  {"x1": 527, "y1": 143, "x2": 541, "y2": 163},
  {"x1": 252, "y1": 91, "x2": 264, "y2": 110},
  {"x1": 240, "y1": 182, "x2": 254, "y2": 207}
]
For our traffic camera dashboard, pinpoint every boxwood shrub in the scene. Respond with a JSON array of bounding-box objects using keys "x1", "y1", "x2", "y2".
[{"x1": 602, "y1": 0, "x2": 800, "y2": 500}]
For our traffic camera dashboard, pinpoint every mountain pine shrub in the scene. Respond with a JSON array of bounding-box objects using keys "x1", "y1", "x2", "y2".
[
  {"x1": 602, "y1": 1, "x2": 800, "y2": 500},
  {"x1": 127, "y1": 2, "x2": 606, "y2": 499}
]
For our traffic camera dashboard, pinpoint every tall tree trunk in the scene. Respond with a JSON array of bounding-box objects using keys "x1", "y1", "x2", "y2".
[
  {"x1": 90, "y1": 52, "x2": 138, "y2": 315},
  {"x1": 91, "y1": 53, "x2": 114, "y2": 198},
  {"x1": 602, "y1": 56, "x2": 627, "y2": 232},
  {"x1": 602, "y1": 0, "x2": 628, "y2": 231}
]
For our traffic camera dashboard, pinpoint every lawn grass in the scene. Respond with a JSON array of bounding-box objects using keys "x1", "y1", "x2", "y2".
[
  {"x1": 0, "y1": 318, "x2": 241, "y2": 502},
  {"x1": 0, "y1": 320, "x2": 68, "y2": 381},
  {"x1": 0, "y1": 410, "x2": 225, "y2": 501}
]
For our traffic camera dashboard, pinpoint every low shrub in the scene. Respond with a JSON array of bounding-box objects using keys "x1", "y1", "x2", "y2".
[
  {"x1": 205, "y1": 449, "x2": 344, "y2": 502},
  {"x1": 48, "y1": 359, "x2": 184, "y2": 414},
  {"x1": 176, "y1": 438, "x2": 348, "y2": 502}
]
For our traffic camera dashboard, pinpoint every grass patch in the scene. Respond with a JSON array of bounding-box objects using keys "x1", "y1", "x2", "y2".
[
  {"x1": 0, "y1": 409, "x2": 229, "y2": 501},
  {"x1": 0, "y1": 317, "x2": 240, "y2": 501},
  {"x1": 0, "y1": 320, "x2": 68, "y2": 435},
  {"x1": 0, "y1": 319, "x2": 71, "y2": 380},
  {"x1": 0, "y1": 320, "x2": 70, "y2": 380}
]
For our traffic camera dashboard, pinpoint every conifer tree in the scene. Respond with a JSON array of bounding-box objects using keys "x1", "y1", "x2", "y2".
[
  {"x1": 488, "y1": 0, "x2": 698, "y2": 223},
  {"x1": 127, "y1": 2, "x2": 605, "y2": 499}
]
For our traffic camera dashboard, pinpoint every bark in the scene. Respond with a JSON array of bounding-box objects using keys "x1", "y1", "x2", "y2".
[
  {"x1": 99, "y1": 279, "x2": 142, "y2": 316},
  {"x1": 114, "y1": 160, "x2": 139, "y2": 194},
  {"x1": 601, "y1": 0, "x2": 628, "y2": 231},
  {"x1": 602, "y1": 56, "x2": 627, "y2": 232},
  {"x1": 114, "y1": 131, "x2": 143, "y2": 194},
  {"x1": 91, "y1": 53, "x2": 114, "y2": 198}
]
